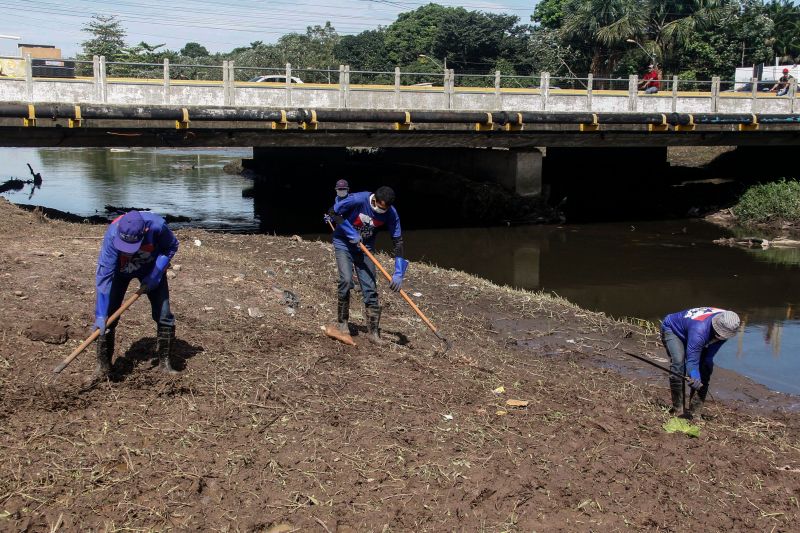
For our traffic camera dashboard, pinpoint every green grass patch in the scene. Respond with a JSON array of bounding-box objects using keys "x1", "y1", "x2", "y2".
[{"x1": 733, "y1": 179, "x2": 800, "y2": 223}]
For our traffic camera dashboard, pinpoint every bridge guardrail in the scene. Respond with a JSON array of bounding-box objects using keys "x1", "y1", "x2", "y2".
[{"x1": 0, "y1": 56, "x2": 797, "y2": 114}]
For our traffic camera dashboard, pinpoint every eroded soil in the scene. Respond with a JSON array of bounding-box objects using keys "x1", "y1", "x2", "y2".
[{"x1": 1, "y1": 198, "x2": 798, "y2": 531}]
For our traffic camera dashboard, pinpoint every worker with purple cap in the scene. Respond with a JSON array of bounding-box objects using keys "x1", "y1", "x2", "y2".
[
  {"x1": 91, "y1": 210, "x2": 180, "y2": 382},
  {"x1": 660, "y1": 307, "x2": 741, "y2": 418},
  {"x1": 334, "y1": 179, "x2": 349, "y2": 206},
  {"x1": 772, "y1": 67, "x2": 794, "y2": 96}
]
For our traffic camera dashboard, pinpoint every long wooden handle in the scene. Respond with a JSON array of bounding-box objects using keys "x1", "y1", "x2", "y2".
[
  {"x1": 326, "y1": 218, "x2": 449, "y2": 349},
  {"x1": 356, "y1": 242, "x2": 439, "y2": 334},
  {"x1": 53, "y1": 290, "x2": 143, "y2": 374}
]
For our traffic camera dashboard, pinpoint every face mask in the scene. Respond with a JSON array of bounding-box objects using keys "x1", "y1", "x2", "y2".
[
  {"x1": 370, "y1": 194, "x2": 387, "y2": 214},
  {"x1": 336, "y1": 189, "x2": 348, "y2": 198}
]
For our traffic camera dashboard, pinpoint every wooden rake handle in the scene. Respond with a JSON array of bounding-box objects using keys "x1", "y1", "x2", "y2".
[
  {"x1": 326, "y1": 219, "x2": 449, "y2": 347},
  {"x1": 53, "y1": 289, "x2": 144, "y2": 374}
]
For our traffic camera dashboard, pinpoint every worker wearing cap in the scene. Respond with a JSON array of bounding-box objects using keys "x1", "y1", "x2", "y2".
[
  {"x1": 660, "y1": 307, "x2": 741, "y2": 418},
  {"x1": 92, "y1": 210, "x2": 180, "y2": 382},
  {"x1": 772, "y1": 68, "x2": 794, "y2": 96},
  {"x1": 334, "y1": 179, "x2": 349, "y2": 206},
  {"x1": 326, "y1": 186, "x2": 408, "y2": 345}
]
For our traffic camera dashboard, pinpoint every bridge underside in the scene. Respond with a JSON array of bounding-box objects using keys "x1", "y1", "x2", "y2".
[{"x1": 0, "y1": 125, "x2": 799, "y2": 148}]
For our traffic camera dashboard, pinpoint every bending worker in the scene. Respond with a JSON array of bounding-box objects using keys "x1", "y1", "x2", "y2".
[
  {"x1": 92, "y1": 210, "x2": 180, "y2": 382},
  {"x1": 327, "y1": 186, "x2": 408, "y2": 345},
  {"x1": 661, "y1": 307, "x2": 740, "y2": 417}
]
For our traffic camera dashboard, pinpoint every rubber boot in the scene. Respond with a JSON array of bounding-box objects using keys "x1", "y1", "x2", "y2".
[
  {"x1": 337, "y1": 294, "x2": 350, "y2": 334},
  {"x1": 669, "y1": 380, "x2": 684, "y2": 416},
  {"x1": 88, "y1": 329, "x2": 114, "y2": 384},
  {"x1": 156, "y1": 324, "x2": 180, "y2": 375},
  {"x1": 687, "y1": 390, "x2": 706, "y2": 418},
  {"x1": 366, "y1": 306, "x2": 386, "y2": 346}
]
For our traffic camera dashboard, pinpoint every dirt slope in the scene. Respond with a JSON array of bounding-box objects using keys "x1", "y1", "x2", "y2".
[{"x1": 0, "y1": 198, "x2": 798, "y2": 532}]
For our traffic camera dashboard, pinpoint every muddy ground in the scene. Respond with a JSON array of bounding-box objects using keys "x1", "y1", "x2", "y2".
[{"x1": 1, "y1": 198, "x2": 799, "y2": 532}]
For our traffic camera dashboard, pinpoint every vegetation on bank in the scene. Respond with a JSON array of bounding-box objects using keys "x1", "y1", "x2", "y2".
[{"x1": 733, "y1": 179, "x2": 800, "y2": 223}]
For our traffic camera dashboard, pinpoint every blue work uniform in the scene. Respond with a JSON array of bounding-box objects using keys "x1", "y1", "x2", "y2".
[
  {"x1": 661, "y1": 307, "x2": 730, "y2": 396},
  {"x1": 331, "y1": 191, "x2": 402, "y2": 307},
  {"x1": 95, "y1": 212, "x2": 179, "y2": 328}
]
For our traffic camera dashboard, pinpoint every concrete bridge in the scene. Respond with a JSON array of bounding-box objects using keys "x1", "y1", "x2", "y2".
[{"x1": 1, "y1": 57, "x2": 799, "y2": 198}]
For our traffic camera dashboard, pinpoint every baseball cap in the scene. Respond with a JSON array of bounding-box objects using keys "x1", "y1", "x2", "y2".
[
  {"x1": 113, "y1": 211, "x2": 146, "y2": 254},
  {"x1": 784, "y1": 68, "x2": 790, "y2": 73},
  {"x1": 335, "y1": 179, "x2": 349, "y2": 189},
  {"x1": 712, "y1": 311, "x2": 740, "y2": 339}
]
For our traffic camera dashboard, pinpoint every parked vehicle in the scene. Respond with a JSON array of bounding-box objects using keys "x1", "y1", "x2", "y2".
[{"x1": 248, "y1": 75, "x2": 304, "y2": 84}]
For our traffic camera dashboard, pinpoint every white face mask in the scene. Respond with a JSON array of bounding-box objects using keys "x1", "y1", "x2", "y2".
[
  {"x1": 336, "y1": 189, "x2": 348, "y2": 198},
  {"x1": 370, "y1": 194, "x2": 387, "y2": 214}
]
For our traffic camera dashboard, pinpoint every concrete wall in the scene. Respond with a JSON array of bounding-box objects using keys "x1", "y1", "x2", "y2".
[{"x1": 2, "y1": 77, "x2": 797, "y2": 114}]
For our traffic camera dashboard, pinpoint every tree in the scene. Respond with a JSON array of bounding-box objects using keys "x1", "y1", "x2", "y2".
[
  {"x1": 335, "y1": 29, "x2": 392, "y2": 71},
  {"x1": 765, "y1": 0, "x2": 800, "y2": 62},
  {"x1": 181, "y1": 42, "x2": 210, "y2": 57},
  {"x1": 80, "y1": 14, "x2": 127, "y2": 61}
]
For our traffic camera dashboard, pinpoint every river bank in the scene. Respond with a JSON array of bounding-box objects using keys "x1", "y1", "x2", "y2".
[{"x1": 1, "y1": 198, "x2": 799, "y2": 531}]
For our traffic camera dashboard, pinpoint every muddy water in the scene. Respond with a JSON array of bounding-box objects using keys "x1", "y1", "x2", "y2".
[{"x1": 1, "y1": 147, "x2": 799, "y2": 395}]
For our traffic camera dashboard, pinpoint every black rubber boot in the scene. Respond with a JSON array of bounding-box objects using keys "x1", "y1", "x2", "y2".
[
  {"x1": 669, "y1": 380, "x2": 684, "y2": 416},
  {"x1": 156, "y1": 324, "x2": 180, "y2": 374},
  {"x1": 337, "y1": 294, "x2": 350, "y2": 334},
  {"x1": 366, "y1": 306, "x2": 386, "y2": 346},
  {"x1": 88, "y1": 329, "x2": 114, "y2": 383},
  {"x1": 687, "y1": 388, "x2": 707, "y2": 418}
]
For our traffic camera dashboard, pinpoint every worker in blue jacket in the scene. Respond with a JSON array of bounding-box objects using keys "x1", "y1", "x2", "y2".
[
  {"x1": 326, "y1": 186, "x2": 408, "y2": 345},
  {"x1": 661, "y1": 307, "x2": 740, "y2": 417},
  {"x1": 92, "y1": 210, "x2": 180, "y2": 382}
]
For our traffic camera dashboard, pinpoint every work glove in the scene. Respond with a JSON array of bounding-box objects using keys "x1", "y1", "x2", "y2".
[
  {"x1": 390, "y1": 257, "x2": 409, "y2": 292},
  {"x1": 141, "y1": 254, "x2": 170, "y2": 293},
  {"x1": 340, "y1": 219, "x2": 361, "y2": 244},
  {"x1": 94, "y1": 315, "x2": 107, "y2": 336},
  {"x1": 688, "y1": 369, "x2": 702, "y2": 391}
]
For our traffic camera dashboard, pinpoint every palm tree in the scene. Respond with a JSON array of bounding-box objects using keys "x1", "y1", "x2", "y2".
[
  {"x1": 561, "y1": 0, "x2": 647, "y2": 80},
  {"x1": 765, "y1": 0, "x2": 800, "y2": 62}
]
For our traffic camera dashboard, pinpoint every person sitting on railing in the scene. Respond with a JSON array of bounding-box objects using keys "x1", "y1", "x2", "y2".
[
  {"x1": 639, "y1": 63, "x2": 661, "y2": 94},
  {"x1": 771, "y1": 68, "x2": 794, "y2": 96}
]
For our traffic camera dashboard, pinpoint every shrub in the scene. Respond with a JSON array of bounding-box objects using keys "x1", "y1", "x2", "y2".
[{"x1": 733, "y1": 179, "x2": 800, "y2": 223}]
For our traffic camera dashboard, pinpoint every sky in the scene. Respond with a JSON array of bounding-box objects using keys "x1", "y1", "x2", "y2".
[{"x1": 0, "y1": 0, "x2": 538, "y2": 57}]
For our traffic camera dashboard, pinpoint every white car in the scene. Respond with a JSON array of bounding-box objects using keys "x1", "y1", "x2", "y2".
[{"x1": 248, "y1": 75, "x2": 304, "y2": 84}]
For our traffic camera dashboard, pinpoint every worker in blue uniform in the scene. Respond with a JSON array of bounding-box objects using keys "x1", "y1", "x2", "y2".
[
  {"x1": 661, "y1": 307, "x2": 740, "y2": 417},
  {"x1": 327, "y1": 186, "x2": 408, "y2": 345},
  {"x1": 92, "y1": 210, "x2": 179, "y2": 381}
]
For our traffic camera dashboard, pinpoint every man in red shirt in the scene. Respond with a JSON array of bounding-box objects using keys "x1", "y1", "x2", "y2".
[{"x1": 639, "y1": 63, "x2": 661, "y2": 94}]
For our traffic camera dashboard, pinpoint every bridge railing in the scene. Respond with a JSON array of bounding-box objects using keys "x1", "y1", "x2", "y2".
[{"x1": 1, "y1": 55, "x2": 798, "y2": 114}]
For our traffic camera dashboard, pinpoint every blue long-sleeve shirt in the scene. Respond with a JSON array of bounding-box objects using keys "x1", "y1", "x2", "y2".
[
  {"x1": 331, "y1": 191, "x2": 402, "y2": 255},
  {"x1": 662, "y1": 307, "x2": 729, "y2": 379},
  {"x1": 95, "y1": 212, "x2": 179, "y2": 316}
]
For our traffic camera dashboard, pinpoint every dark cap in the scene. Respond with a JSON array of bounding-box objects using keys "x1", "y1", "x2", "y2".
[
  {"x1": 335, "y1": 179, "x2": 349, "y2": 189},
  {"x1": 113, "y1": 211, "x2": 145, "y2": 254}
]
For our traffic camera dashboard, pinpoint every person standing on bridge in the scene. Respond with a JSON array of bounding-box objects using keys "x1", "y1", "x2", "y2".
[
  {"x1": 639, "y1": 63, "x2": 661, "y2": 94},
  {"x1": 660, "y1": 307, "x2": 740, "y2": 418},
  {"x1": 326, "y1": 186, "x2": 408, "y2": 345},
  {"x1": 91, "y1": 210, "x2": 180, "y2": 383}
]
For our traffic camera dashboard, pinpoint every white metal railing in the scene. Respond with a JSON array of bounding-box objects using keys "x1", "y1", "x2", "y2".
[{"x1": 0, "y1": 55, "x2": 798, "y2": 114}]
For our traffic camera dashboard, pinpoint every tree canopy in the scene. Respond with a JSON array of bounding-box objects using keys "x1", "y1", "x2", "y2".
[{"x1": 76, "y1": 2, "x2": 800, "y2": 82}]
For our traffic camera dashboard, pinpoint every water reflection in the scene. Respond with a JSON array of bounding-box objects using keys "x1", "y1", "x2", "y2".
[
  {"x1": 0, "y1": 147, "x2": 257, "y2": 229},
  {"x1": 391, "y1": 221, "x2": 800, "y2": 394}
]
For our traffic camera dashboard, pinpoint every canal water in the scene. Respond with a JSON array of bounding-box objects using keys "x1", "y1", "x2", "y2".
[{"x1": 2, "y1": 148, "x2": 799, "y2": 395}]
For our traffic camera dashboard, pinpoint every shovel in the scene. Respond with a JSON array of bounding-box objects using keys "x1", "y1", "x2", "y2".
[
  {"x1": 326, "y1": 220, "x2": 451, "y2": 352},
  {"x1": 53, "y1": 288, "x2": 144, "y2": 374}
]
